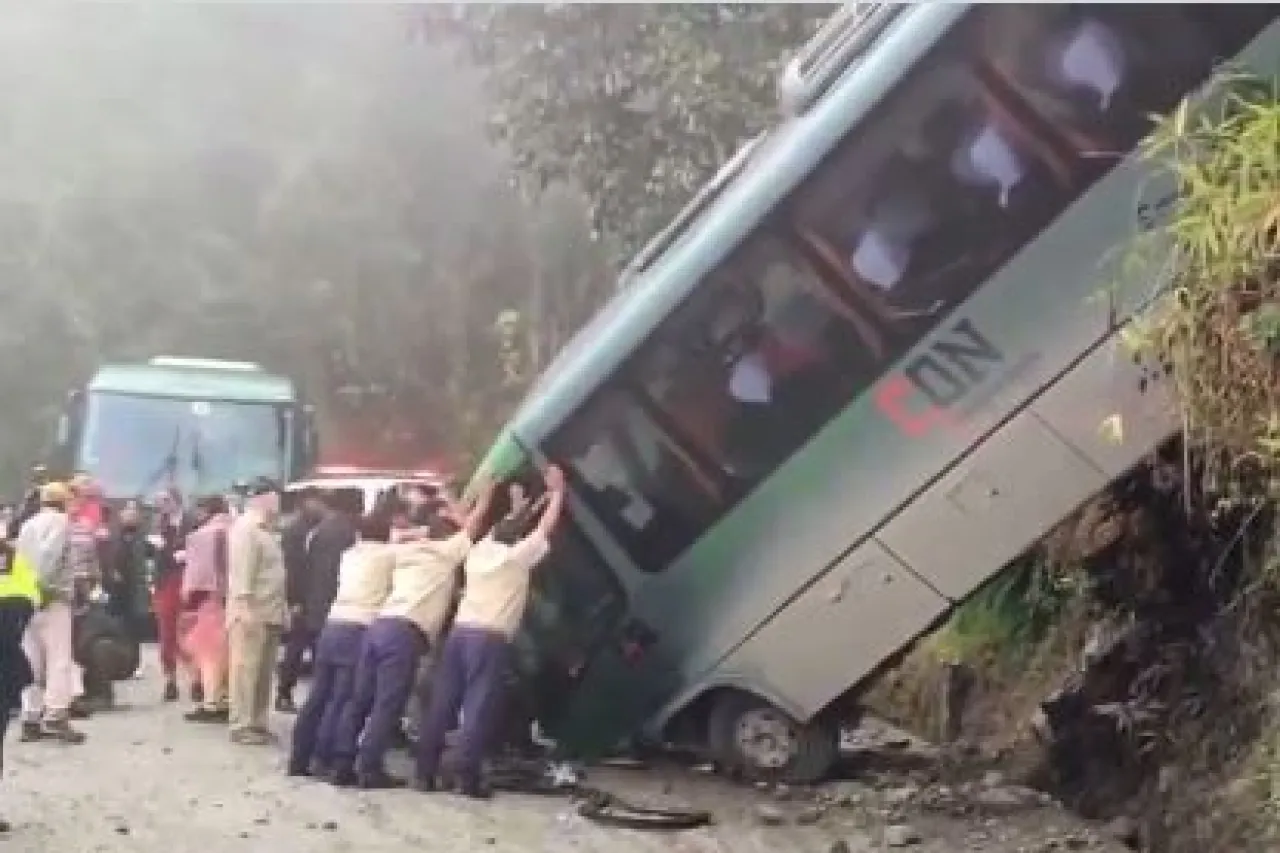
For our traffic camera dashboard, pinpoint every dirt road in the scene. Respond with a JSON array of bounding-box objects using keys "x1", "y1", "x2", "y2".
[{"x1": 2, "y1": 651, "x2": 1131, "y2": 853}]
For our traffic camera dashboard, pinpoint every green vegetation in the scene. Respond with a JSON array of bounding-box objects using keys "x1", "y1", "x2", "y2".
[
  {"x1": 927, "y1": 554, "x2": 1081, "y2": 670},
  {"x1": 1125, "y1": 73, "x2": 1280, "y2": 481},
  {"x1": 419, "y1": 4, "x2": 830, "y2": 262}
]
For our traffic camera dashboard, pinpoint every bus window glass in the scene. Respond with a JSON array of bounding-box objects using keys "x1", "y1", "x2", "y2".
[
  {"x1": 636, "y1": 234, "x2": 883, "y2": 487},
  {"x1": 979, "y1": 5, "x2": 1227, "y2": 178},
  {"x1": 546, "y1": 389, "x2": 723, "y2": 569},
  {"x1": 1180, "y1": 5, "x2": 1278, "y2": 57},
  {"x1": 791, "y1": 40, "x2": 1075, "y2": 327}
]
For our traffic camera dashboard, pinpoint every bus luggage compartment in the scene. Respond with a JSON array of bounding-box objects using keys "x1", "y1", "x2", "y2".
[{"x1": 877, "y1": 407, "x2": 1105, "y2": 602}]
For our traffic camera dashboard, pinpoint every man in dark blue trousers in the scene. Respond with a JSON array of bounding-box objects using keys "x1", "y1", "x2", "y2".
[
  {"x1": 287, "y1": 512, "x2": 396, "y2": 778},
  {"x1": 331, "y1": 483, "x2": 493, "y2": 789},
  {"x1": 414, "y1": 467, "x2": 565, "y2": 799}
]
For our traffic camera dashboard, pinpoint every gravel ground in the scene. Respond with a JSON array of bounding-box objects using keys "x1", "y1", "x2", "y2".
[{"x1": 1, "y1": 648, "x2": 1131, "y2": 853}]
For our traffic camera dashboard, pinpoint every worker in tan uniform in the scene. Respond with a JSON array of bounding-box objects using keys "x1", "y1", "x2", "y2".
[
  {"x1": 225, "y1": 478, "x2": 287, "y2": 746},
  {"x1": 413, "y1": 466, "x2": 565, "y2": 798},
  {"x1": 288, "y1": 511, "x2": 397, "y2": 779},
  {"x1": 333, "y1": 483, "x2": 495, "y2": 789}
]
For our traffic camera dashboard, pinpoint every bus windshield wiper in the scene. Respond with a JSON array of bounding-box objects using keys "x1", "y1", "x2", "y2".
[
  {"x1": 190, "y1": 428, "x2": 205, "y2": 493},
  {"x1": 142, "y1": 425, "x2": 182, "y2": 496}
]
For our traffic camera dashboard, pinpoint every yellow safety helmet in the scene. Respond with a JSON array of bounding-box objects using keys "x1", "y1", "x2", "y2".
[{"x1": 40, "y1": 481, "x2": 72, "y2": 505}]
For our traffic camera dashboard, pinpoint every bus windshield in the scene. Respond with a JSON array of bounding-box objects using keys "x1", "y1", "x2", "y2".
[{"x1": 77, "y1": 392, "x2": 291, "y2": 499}]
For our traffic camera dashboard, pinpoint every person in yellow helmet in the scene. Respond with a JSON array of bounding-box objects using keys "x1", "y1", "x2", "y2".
[{"x1": 0, "y1": 535, "x2": 39, "y2": 833}]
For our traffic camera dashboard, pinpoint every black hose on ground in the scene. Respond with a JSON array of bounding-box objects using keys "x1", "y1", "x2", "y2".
[{"x1": 487, "y1": 759, "x2": 714, "y2": 831}]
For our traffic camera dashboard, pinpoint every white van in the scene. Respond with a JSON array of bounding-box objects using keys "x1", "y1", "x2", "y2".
[{"x1": 283, "y1": 465, "x2": 449, "y2": 517}]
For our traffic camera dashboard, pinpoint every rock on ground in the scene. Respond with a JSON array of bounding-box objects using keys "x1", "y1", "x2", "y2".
[{"x1": 2, "y1": 649, "x2": 1131, "y2": 853}]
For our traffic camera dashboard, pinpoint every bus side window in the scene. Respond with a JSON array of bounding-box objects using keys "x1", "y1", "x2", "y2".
[
  {"x1": 545, "y1": 389, "x2": 723, "y2": 571},
  {"x1": 1181, "y1": 4, "x2": 1279, "y2": 57},
  {"x1": 978, "y1": 5, "x2": 1232, "y2": 177},
  {"x1": 790, "y1": 35, "x2": 1075, "y2": 329},
  {"x1": 634, "y1": 233, "x2": 885, "y2": 490}
]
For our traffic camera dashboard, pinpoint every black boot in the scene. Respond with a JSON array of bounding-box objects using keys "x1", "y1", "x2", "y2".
[
  {"x1": 275, "y1": 691, "x2": 297, "y2": 715},
  {"x1": 162, "y1": 680, "x2": 179, "y2": 703},
  {"x1": 18, "y1": 721, "x2": 42, "y2": 742},
  {"x1": 190, "y1": 682, "x2": 205, "y2": 705}
]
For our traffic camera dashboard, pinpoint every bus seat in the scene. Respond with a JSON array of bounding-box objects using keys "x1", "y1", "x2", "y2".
[
  {"x1": 972, "y1": 63, "x2": 1076, "y2": 188},
  {"x1": 795, "y1": 227, "x2": 899, "y2": 328}
]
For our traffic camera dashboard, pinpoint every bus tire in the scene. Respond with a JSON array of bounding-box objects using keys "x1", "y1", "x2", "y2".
[{"x1": 706, "y1": 691, "x2": 838, "y2": 785}]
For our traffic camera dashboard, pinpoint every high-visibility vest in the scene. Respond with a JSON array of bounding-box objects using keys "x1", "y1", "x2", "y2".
[{"x1": 0, "y1": 551, "x2": 42, "y2": 606}]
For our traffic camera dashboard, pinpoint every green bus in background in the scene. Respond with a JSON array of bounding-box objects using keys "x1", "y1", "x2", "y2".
[
  {"x1": 469, "y1": 3, "x2": 1280, "y2": 784},
  {"x1": 50, "y1": 356, "x2": 319, "y2": 503}
]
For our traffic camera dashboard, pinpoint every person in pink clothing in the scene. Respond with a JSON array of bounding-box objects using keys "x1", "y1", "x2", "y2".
[{"x1": 180, "y1": 495, "x2": 234, "y2": 723}]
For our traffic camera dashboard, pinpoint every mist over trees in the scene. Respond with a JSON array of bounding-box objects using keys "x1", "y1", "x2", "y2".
[{"x1": 0, "y1": 4, "x2": 828, "y2": 486}]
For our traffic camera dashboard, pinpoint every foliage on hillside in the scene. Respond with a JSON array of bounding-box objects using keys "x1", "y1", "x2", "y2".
[
  {"x1": 1139, "y1": 73, "x2": 1280, "y2": 849},
  {"x1": 418, "y1": 3, "x2": 831, "y2": 262},
  {"x1": 1124, "y1": 74, "x2": 1280, "y2": 487}
]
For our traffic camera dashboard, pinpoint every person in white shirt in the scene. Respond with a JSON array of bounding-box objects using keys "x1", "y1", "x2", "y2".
[
  {"x1": 413, "y1": 465, "x2": 566, "y2": 798},
  {"x1": 287, "y1": 511, "x2": 396, "y2": 778},
  {"x1": 15, "y1": 482, "x2": 85, "y2": 744},
  {"x1": 331, "y1": 482, "x2": 495, "y2": 790}
]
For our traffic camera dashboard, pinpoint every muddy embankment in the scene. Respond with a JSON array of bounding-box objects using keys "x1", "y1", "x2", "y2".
[{"x1": 867, "y1": 440, "x2": 1280, "y2": 852}]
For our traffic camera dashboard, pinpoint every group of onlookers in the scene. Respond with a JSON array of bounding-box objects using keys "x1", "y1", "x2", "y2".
[{"x1": 0, "y1": 468, "x2": 245, "y2": 745}]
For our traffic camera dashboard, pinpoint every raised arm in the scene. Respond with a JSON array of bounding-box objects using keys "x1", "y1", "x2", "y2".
[
  {"x1": 533, "y1": 465, "x2": 566, "y2": 543},
  {"x1": 461, "y1": 479, "x2": 497, "y2": 542}
]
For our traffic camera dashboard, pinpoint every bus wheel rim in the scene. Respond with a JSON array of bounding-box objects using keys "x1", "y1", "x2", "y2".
[{"x1": 734, "y1": 706, "x2": 797, "y2": 770}]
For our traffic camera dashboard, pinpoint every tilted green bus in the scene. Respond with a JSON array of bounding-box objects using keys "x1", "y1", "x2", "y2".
[
  {"x1": 50, "y1": 356, "x2": 319, "y2": 502},
  {"x1": 473, "y1": 4, "x2": 1280, "y2": 783}
]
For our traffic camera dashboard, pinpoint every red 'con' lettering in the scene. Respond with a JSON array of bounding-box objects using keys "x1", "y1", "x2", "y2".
[{"x1": 875, "y1": 375, "x2": 955, "y2": 438}]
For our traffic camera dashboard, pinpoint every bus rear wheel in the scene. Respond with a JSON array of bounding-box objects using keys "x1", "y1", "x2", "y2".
[{"x1": 707, "y1": 692, "x2": 838, "y2": 785}]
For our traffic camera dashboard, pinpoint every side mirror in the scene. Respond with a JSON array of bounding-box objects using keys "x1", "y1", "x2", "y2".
[
  {"x1": 302, "y1": 405, "x2": 319, "y2": 459},
  {"x1": 56, "y1": 389, "x2": 85, "y2": 450},
  {"x1": 65, "y1": 388, "x2": 85, "y2": 422}
]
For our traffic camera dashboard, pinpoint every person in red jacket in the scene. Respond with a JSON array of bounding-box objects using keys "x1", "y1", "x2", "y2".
[{"x1": 151, "y1": 488, "x2": 200, "y2": 704}]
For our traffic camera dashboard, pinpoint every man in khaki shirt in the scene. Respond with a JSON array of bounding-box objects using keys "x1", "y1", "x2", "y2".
[
  {"x1": 332, "y1": 482, "x2": 495, "y2": 789},
  {"x1": 414, "y1": 466, "x2": 565, "y2": 798},
  {"x1": 225, "y1": 478, "x2": 287, "y2": 745}
]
